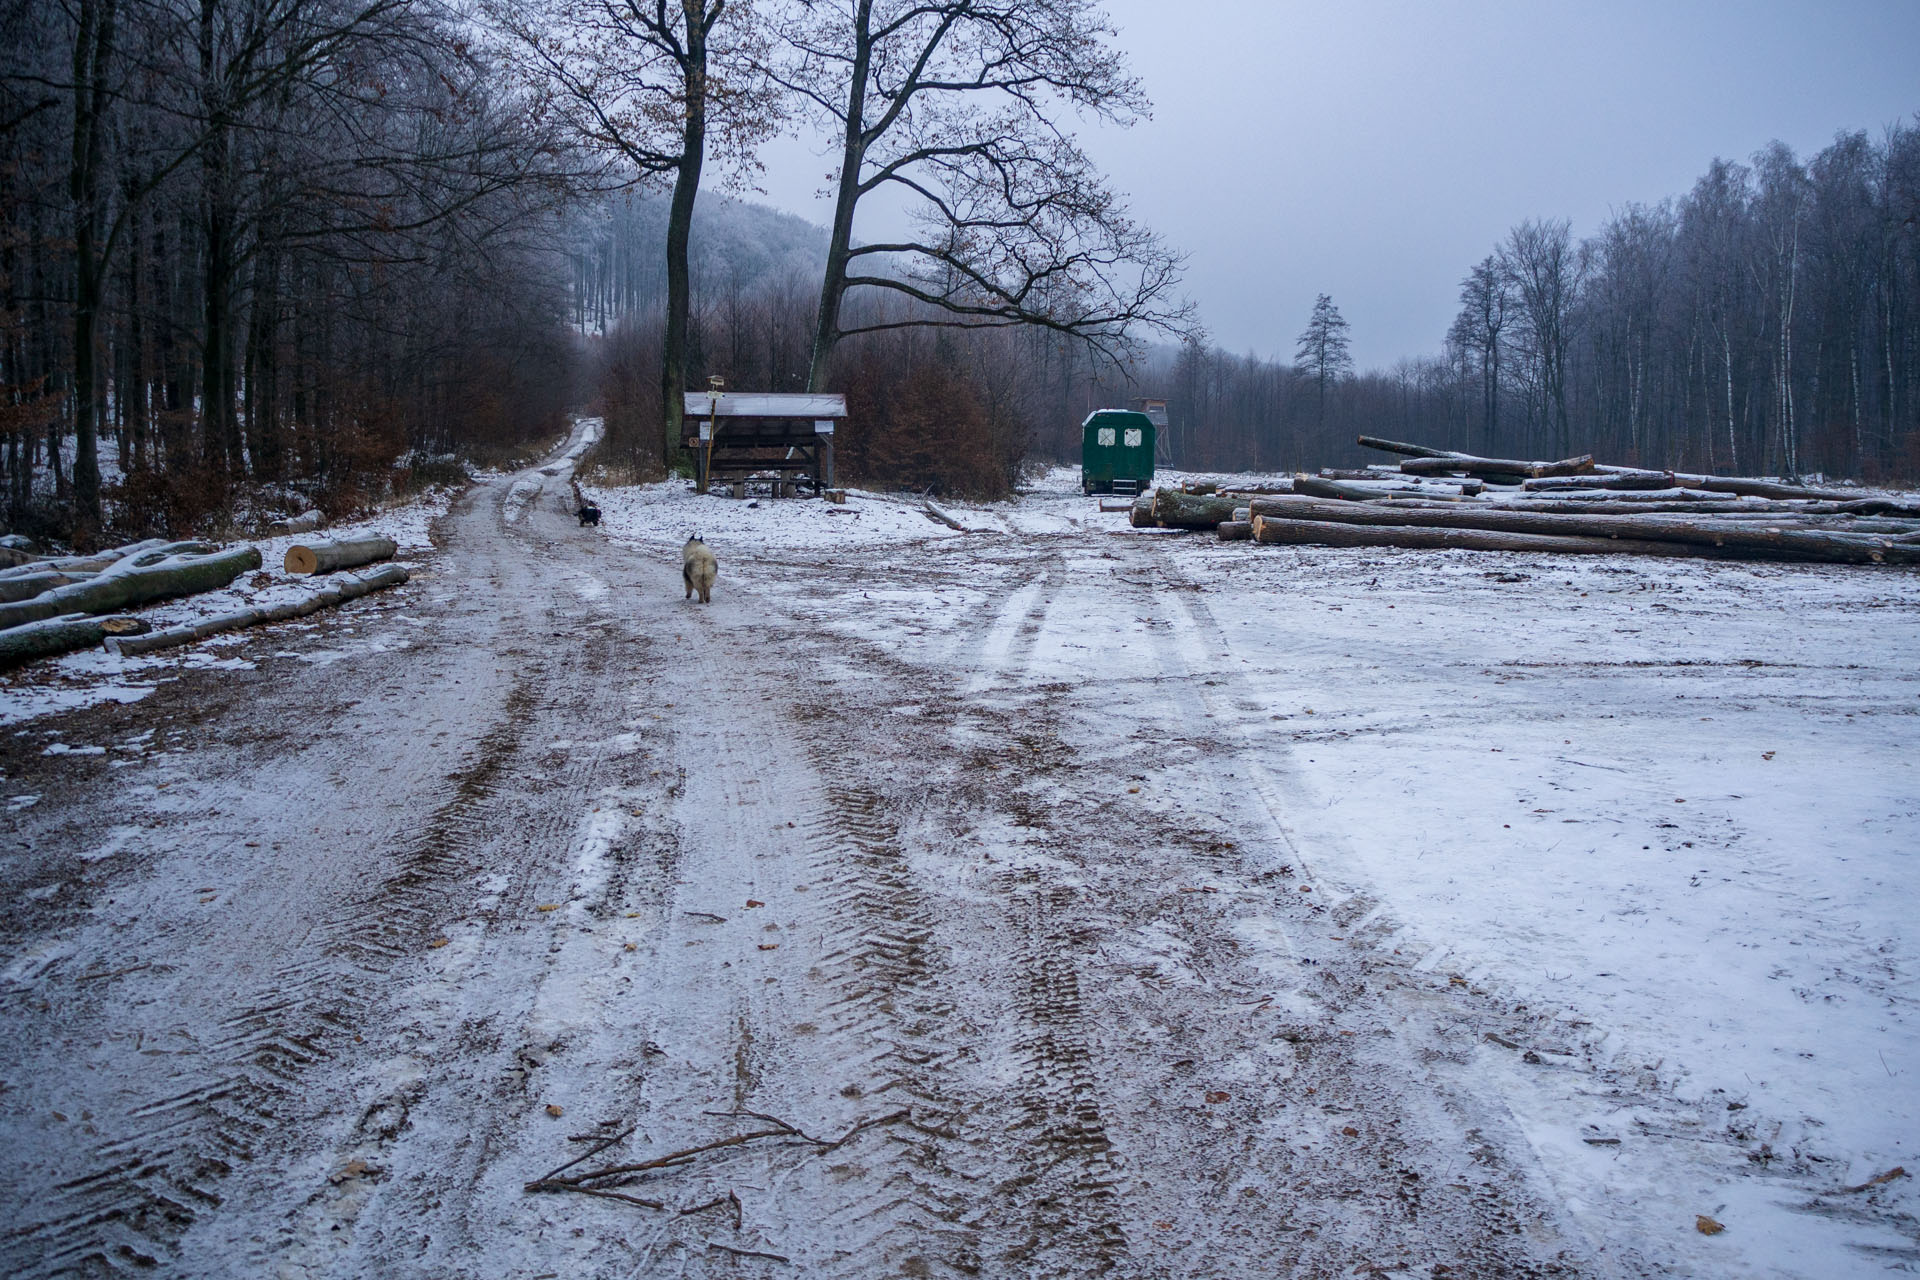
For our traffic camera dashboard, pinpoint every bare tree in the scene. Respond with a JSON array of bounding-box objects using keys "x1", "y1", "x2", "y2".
[
  {"x1": 491, "y1": 0, "x2": 775, "y2": 466},
  {"x1": 1750, "y1": 140, "x2": 1808, "y2": 475},
  {"x1": 768, "y1": 0, "x2": 1186, "y2": 390},
  {"x1": 1450, "y1": 257, "x2": 1508, "y2": 453},
  {"x1": 1501, "y1": 218, "x2": 1582, "y2": 457}
]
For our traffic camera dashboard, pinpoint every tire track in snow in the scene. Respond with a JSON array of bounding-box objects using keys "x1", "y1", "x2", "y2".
[
  {"x1": 789, "y1": 765, "x2": 984, "y2": 1274},
  {"x1": 1, "y1": 677, "x2": 539, "y2": 1277}
]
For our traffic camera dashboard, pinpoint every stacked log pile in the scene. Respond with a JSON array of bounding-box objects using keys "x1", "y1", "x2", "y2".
[
  {"x1": 0, "y1": 532, "x2": 409, "y2": 669},
  {"x1": 1125, "y1": 437, "x2": 1920, "y2": 566},
  {"x1": 1251, "y1": 438, "x2": 1920, "y2": 565}
]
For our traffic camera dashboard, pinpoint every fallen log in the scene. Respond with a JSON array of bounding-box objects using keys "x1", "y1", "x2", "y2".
[
  {"x1": 1151, "y1": 489, "x2": 1239, "y2": 528},
  {"x1": 921, "y1": 499, "x2": 972, "y2": 532},
  {"x1": 107, "y1": 565, "x2": 409, "y2": 657},
  {"x1": 1130, "y1": 494, "x2": 1158, "y2": 527},
  {"x1": 0, "y1": 544, "x2": 262, "y2": 631},
  {"x1": 1356, "y1": 435, "x2": 1458, "y2": 458},
  {"x1": 0, "y1": 613, "x2": 144, "y2": 669},
  {"x1": 1252, "y1": 515, "x2": 1713, "y2": 559},
  {"x1": 1683, "y1": 475, "x2": 1865, "y2": 501},
  {"x1": 1294, "y1": 475, "x2": 1484, "y2": 502},
  {"x1": 1525, "y1": 471, "x2": 1675, "y2": 492},
  {"x1": 1246, "y1": 496, "x2": 1920, "y2": 564},
  {"x1": 284, "y1": 535, "x2": 398, "y2": 575},
  {"x1": 1392, "y1": 497, "x2": 1768, "y2": 516},
  {"x1": 1401, "y1": 453, "x2": 1594, "y2": 479},
  {"x1": 1217, "y1": 520, "x2": 1253, "y2": 541},
  {"x1": 0, "y1": 538, "x2": 184, "y2": 577},
  {"x1": 1318, "y1": 468, "x2": 1486, "y2": 494},
  {"x1": 0, "y1": 570, "x2": 95, "y2": 603},
  {"x1": 1511, "y1": 487, "x2": 1728, "y2": 504},
  {"x1": 266, "y1": 509, "x2": 326, "y2": 535}
]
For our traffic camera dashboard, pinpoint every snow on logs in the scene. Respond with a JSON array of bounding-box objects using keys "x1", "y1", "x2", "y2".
[
  {"x1": 284, "y1": 535, "x2": 397, "y2": 575},
  {"x1": 0, "y1": 613, "x2": 147, "y2": 670},
  {"x1": 108, "y1": 564, "x2": 409, "y2": 657},
  {"x1": 1246, "y1": 497, "x2": 1920, "y2": 564},
  {"x1": 1129, "y1": 435, "x2": 1920, "y2": 566},
  {"x1": 0, "y1": 543, "x2": 259, "y2": 630},
  {"x1": 266, "y1": 509, "x2": 326, "y2": 536},
  {"x1": 1150, "y1": 490, "x2": 1240, "y2": 528}
]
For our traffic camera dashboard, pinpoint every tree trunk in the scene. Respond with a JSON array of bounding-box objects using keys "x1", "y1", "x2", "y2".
[
  {"x1": 68, "y1": 0, "x2": 118, "y2": 531},
  {"x1": 1247, "y1": 497, "x2": 1920, "y2": 564},
  {"x1": 283, "y1": 535, "x2": 395, "y2": 575},
  {"x1": 1150, "y1": 490, "x2": 1238, "y2": 528},
  {"x1": 1293, "y1": 475, "x2": 1482, "y2": 502},
  {"x1": 1356, "y1": 434, "x2": 1456, "y2": 458},
  {"x1": 1525, "y1": 471, "x2": 1675, "y2": 491},
  {"x1": 0, "y1": 612, "x2": 141, "y2": 669},
  {"x1": 0, "y1": 544, "x2": 260, "y2": 629},
  {"x1": 1399, "y1": 453, "x2": 1593, "y2": 479},
  {"x1": 109, "y1": 563, "x2": 407, "y2": 656},
  {"x1": 807, "y1": 1, "x2": 873, "y2": 392},
  {"x1": 1251, "y1": 515, "x2": 1711, "y2": 559},
  {"x1": 660, "y1": 0, "x2": 710, "y2": 472}
]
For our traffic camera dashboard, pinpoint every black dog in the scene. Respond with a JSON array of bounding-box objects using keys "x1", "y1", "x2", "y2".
[{"x1": 577, "y1": 503, "x2": 601, "y2": 526}]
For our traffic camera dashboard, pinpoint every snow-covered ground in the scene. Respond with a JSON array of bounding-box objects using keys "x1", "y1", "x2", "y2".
[
  {"x1": 581, "y1": 461, "x2": 1920, "y2": 1274},
  {"x1": 3, "y1": 432, "x2": 1914, "y2": 1277}
]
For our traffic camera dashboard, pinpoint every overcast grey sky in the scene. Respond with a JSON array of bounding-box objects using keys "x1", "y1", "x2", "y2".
[{"x1": 748, "y1": 1, "x2": 1920, "y2": 370}]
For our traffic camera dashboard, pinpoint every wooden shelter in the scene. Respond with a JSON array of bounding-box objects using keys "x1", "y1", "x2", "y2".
[{"x1": 682, "y1": 392, "x2": 845, "y2": 496}]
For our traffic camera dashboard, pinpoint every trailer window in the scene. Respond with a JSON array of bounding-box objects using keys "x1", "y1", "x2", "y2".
[
  {"x1": 1123, "y1": 428, "x2": 1142, "y2": 447},
  {"x1": 1097, "y1": 427, "x2": 1115, "y2": 446}
]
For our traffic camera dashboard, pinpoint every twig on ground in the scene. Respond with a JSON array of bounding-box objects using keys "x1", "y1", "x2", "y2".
[
  {"x1": 1839, "y1": 1166, "x2": 1907, "y2": 1194},
  {"x1": 680, "y1": 1189, "x2": 744, "y2": 1231},
  {"x1": 708, "y1": 1242, "x2": 790, "y2": 1264},
  {"x1": 525, "y1": 1109, "x2": 911, "y2": 1196}
]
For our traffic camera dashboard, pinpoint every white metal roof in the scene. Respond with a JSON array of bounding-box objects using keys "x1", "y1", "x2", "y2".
[{"x1": 684, "y1": 392, "x2": 847, "y2": 418}]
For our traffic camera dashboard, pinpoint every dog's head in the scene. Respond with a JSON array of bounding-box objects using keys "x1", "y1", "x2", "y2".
[{"x1": 685, "y1": 531, "x2": 705, "y2": 546}]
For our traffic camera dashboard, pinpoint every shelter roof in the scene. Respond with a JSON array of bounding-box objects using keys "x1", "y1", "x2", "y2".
[{"x1": 684, "y1": 392, "x2": 848, "y2": 418}]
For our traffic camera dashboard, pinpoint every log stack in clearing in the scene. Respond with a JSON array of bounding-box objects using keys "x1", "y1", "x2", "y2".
[{"x1": 1127, "y1": 437, "x2": 1920, "y2": 566}]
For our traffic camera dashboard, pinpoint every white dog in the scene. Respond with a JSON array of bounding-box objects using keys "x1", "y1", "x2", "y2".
[{"x1": 682, "y1": 534, "x2": 717, "y2": 604}]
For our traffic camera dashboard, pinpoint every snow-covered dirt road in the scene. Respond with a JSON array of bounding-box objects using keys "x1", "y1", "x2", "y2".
[{"x1": 3, "y1": 429, "x2": 1915, "y2": 1278}]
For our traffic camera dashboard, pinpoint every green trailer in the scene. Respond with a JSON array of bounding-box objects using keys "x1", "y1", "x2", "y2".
[{"x1": 1080, "y1": 409, "x2": 1156, "y2": 495}]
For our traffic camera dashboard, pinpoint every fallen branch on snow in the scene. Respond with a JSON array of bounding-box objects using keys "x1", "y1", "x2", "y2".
[
  {"x1": 524, "y1": 1108, "x2": 911, "y2": 1203},
  {"x1": 920, "y1": 498, "x2": 972, "y2": 532}
]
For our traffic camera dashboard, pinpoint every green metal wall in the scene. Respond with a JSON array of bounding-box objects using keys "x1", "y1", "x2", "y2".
[{"x1": 1080, "y1": 410, "x2": 1157, "y2": 493}]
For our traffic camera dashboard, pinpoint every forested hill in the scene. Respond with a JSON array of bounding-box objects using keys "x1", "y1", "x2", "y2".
[{"x1": 571, "y1": 194, "x2": 829, "y2": 334}]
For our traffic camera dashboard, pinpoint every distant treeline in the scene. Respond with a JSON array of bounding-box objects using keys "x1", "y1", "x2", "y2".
[{"x1": 1161, "y1": 123, "x2": 1920, "y2": 481}]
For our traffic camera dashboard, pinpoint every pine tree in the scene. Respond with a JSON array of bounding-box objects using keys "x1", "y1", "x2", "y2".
[{"x1": 1295, "y1": 293, "x2": 1353, "y2": 429}]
